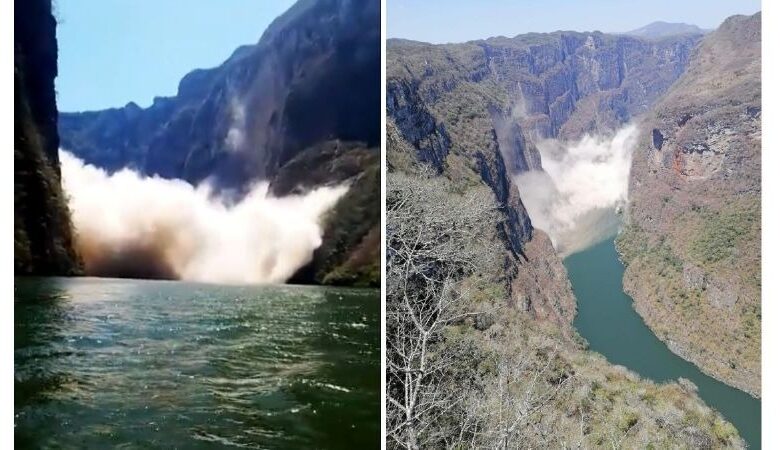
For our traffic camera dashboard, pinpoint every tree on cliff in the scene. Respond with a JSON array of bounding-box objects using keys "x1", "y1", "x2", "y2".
[{"x1": 386, "y1": 170, "x2": 498, "y2": 448}]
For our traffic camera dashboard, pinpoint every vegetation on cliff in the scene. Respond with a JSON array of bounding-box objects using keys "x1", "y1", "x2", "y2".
[
  {"x1": 385, "y1": 166, "x2": 743, "y2": 449},
  {"x1": 309, "y1": 159, "x2": 380, "y2": 287},
  {"x1": 271, "y1": 140, "x2": 380, "y2": 287},
  {"x1": 387, "y1": 22, "x2": 745, "y2": 447},
  {"x1": 618, "y1": 12, "x2": 761, "y2": 397},
  {"x1": 14, "y1": 0, "x2": 81, "y2": 275}
]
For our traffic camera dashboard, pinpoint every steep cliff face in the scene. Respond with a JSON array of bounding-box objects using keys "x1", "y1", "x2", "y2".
[
  {"x1": 59, "y1": 0, "x2": 380, "y2": 191},
  {"x1": 618, "y1": 13, "x2": 761, "y2": 397},
  {"x1": 14, "y1": 0, "x2": 81, "y2": 275},
  {"x1": 272, "y1": 141, "x2": 380, "y2": 287},
  {"x1": 388, "y1": 32, "x2": 698, "y2": 142},
  {"x1": 387, "y1": 31, "x2": 698, "y2": 324},
  {"x1": 56, "y1": 0, "x2": 380, "y2": 286},
  {"x1": 386, "y1": 30, "x2": 746, "y2": 447}
]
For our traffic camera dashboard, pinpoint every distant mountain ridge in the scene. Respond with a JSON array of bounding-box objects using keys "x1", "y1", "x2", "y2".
[{"x1": 624, "y1": 21, "x2": 706, "y2": 39}]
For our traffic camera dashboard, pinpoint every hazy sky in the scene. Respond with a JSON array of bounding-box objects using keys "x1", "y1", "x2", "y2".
[
  {"x1": 56, "y1": 0, "x2": 296, "y2": 112},
  {"x1": 388, "y1": 0, "x2": 761, "y2": 44}
]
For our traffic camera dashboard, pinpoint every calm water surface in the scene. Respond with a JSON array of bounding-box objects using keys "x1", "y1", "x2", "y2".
[
  {"x1": 565, "y1": 238, "x2": 760, "y2": 449},
  {"x1": 15, "y1": 277, "x2": 379, "y2": 449}
]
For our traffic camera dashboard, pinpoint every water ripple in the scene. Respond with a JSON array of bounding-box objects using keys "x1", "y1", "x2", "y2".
[{"x1": 15, "y1": 277, "x2": 379, "y2": 448}]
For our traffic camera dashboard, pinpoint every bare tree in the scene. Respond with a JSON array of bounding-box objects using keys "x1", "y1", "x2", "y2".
[
  {"x1": 386, "y1": 171, "x2": 584, "y2": 450},
  {"x1": 386, "y1": 171, "x2": 501, "y2": 449},
  {"x1": 460, "y1": 345, "x2": 575, "y2": 449}
]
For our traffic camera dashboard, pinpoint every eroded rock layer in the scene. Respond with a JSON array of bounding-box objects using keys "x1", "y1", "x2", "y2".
[
  {"x1": 618, "y1": 13, "x2": 761, "y2": 397},
  {"x1": 387, "y1": 29, "x2": 700, "y2": 321}
]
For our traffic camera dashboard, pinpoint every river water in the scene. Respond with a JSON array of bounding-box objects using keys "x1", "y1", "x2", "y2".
[
  {"x1": 14, "y1": 277, "x2": 379, "y2": 449},
  {"x1": 565, "y1": 238, "x2": 760, "y2": 448}
]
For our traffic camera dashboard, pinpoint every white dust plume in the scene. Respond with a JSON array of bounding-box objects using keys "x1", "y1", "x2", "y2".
[
  {"x1": 224, "y1": 97, "x2": 247, "y2": 152},
  {"x1": 60, "y1": 150, "x2": 348, "y2": 284},
  {"x1": 514, "y1": 124, "x2": 638, "y2": 256}
]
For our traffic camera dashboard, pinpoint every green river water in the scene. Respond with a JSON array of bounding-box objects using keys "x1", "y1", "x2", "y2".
[
  {"x1": 565, "y1": 237, "x2": 760, "y2": 448},
  {"x1": 14, "y1": 277, "x2": 380, "y2": 449}
]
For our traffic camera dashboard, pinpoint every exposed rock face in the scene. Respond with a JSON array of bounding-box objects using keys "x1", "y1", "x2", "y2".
[
  {"x1": 387, "y1": 81, "x2": 451, "y2": 172},
  {"x1": 387, "y1": 31, "x2": 698, "y2": 324},
  {"x1": 387, "y1": 29, "x2": 746, "y2": 448},
  {"x1": 510, "y1": 230, "x2": 577, "y2": 323},
  {"x1": 275, "y1": 141, "x2": 380, "y2": 287},
  {"x1": 14, "y1": 0, "x2": 81, "y2": 275},
  {"x1": 618, "y1": 13, "x2": 761, "y2": 396},
  {"x1": 59, "y1": 0, "x2": 380, "y2": 191},
  {"x1": 56, "y1": 0, "x2": 380, "y2": 286}
]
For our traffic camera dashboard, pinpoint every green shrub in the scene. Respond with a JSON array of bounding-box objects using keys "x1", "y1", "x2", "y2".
[{"x1": 690, "y1": 202, "x2": 759, "y2": 264}]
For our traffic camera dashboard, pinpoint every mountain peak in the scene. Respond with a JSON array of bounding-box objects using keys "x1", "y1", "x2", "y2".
[{"x1": 624, "y1": 21, "x2": 706, "y2": 39}]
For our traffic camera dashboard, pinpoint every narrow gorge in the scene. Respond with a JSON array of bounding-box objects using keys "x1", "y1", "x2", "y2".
[
  {"x1": 388, "y1": 12, "x2": 759, "y2": 447},
  {"x1": 14, "y1": 1, "x2": 382, "y2": 447},
  {"x1": 52, "y1": 0, "x2": 381, "y2": 286}
]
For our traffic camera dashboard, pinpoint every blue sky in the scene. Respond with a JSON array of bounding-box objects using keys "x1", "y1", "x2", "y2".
[
  {"x1": 56, "y1": 1, "x2": 761, "y2": 111},
  {"x1": 388, "y1": 0, "x2": 761, "y2": 44},
  {"x1": 56, "y1": 0, "x2": 296, "y2": 112}
]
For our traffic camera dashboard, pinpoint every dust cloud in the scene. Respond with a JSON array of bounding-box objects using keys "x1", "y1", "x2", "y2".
[
  {"x1": 60, "y1": 150, "x2": 348, "y2": 284},
  {"x1": 224, "y1": 97, "x2": 247, "y2": 152},
  {"x1": 514, "y1": 124, "x2": 638, "y2": 256}
]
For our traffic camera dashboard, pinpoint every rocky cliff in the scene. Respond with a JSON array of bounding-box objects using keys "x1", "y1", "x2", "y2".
[
  {"x1": 14, "y1": 0, "x2": 81, "y2": 275},
  {"x1": 57, "y1": 0, "x2": 380, "y2": 286},
  {"x1": 387, "y1": 28, "x2": 745, "y2": 447},
  {"x1": 617, "y1": 13, "x2": 761, "y2": 397},
  {"x1": 387, "y1": 30, "x2": 699, "y2": 324},
  {"x1": 272, "y1": 140, "x2": 380, "y2": 287},
  {"x1": 60, "y1": 0, "x2": 379, "y2": 191}
]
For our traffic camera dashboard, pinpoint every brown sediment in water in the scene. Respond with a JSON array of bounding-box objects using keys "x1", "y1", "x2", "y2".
[{"x1": 79, "y1": 241, "x2": 179, "y2": 280}]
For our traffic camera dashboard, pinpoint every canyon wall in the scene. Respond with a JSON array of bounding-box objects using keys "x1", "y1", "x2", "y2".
[
  {"x1": 56, "y1": 0, "x2": 381, "y2": 286},
  {"x1": 618, "y1": 13, "x2": 761, "y2": 397},
  {"x1": 14, "y1": 0, "x2": 81, "y2": 275},
  {"x1": 387, "y1": 30, "x2": 699, "y2": 324},
  {"x1": 386, "y1": 26, "x2": 745, "y2": 447},
  {"x1": 59, "y1": 0, "x2": 379, "y2": 191}
]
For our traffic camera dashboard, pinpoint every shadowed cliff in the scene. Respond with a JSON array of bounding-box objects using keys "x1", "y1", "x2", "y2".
[{"x1": 14, "y1": 0, "x2": 81, "y2": 275}]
